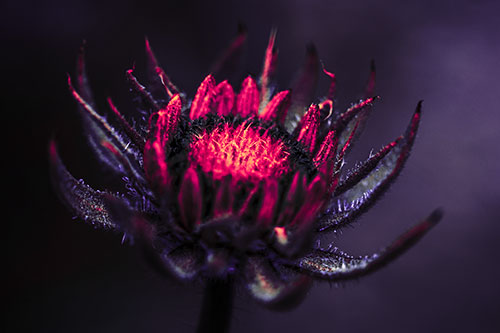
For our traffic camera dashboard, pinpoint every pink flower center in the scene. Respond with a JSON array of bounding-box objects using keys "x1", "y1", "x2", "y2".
[{"x1": 189, "y1": 122, "x2": 290, "y2": 183}]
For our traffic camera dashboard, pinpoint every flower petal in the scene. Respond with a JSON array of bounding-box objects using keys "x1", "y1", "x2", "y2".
[
  {"x1": 49, "y1": 141, "x2": 121, "y2": 229},
  {"x1": 213, "y1": 176, "x2": 235, "y2": 219},
  {"x1": 334, "y1": 137, "x2": 402, "y2": 196},
  {"x1": 107, "y1": 97, "x2": 146, "y2": 150},
  {"x1": 177, "y1": 166, "x2": 203, "y2": 229},
  {"x1": 314, "y1": 129, "x2": 339, "y2": 191},
  {"x1": 290, "y1": 175, "x2": 327, "y2": 231},
  {"x1": 259, "y1": 89, "x2": 291, "y2": 124},
  {"x1": 276, "y1": 175, "x2": 328, "y2": 258},
  {"x1": 296, "y1": 209, "x2": 442, "y2": 280},
  {"x1": 364, "y1": 59, "x2": 376, "y2": 99},
  {"x1": 68, "y1": 75, "x2": 145, "y2": 183},
  {"x1": 334, "y1": 96, "x2": 378, "y2": 155},
  {"x1": 190, "y1": 74, "x2": 216, "y2": 120},
  {"x1": 294, "y1": 103, "x2": 321, "y2": 154},
  {"x1": 276, "y1": 172, "x2": 306, "y2": 226},
  {"x1": 256, "y1": 178, "x2": 279, "y2": 227},
  {"x1": 317, "y1": 102, "x2": 423, "y2": 232},
  {"x1": 235, "y1": 76, "x2": 260, "y2": 118},
  {"x1": 145, "y1": 37, "x2": 180, "y2": 99},
  {"x1": 259, "y1": 29, "x2": 278, "y2": 109},
  {"x1": 322, "y1": 64, "x2": 336, "y2": 103},
  {"x1": 213, "y1": 80, "x2": 235, "y2": 116},
  {"x1": 143, "y1": 94, "x2": 182, "y2": 193},
  {"x1": 285, "y1": 44, "x2": 320, "y2": 132},
  {"x1": 126, "y1": 69, "x2": 162, "y2": 113},
  {"x1": 154, "y1": 94, "x2": 183, "y2": 146},
  {"x1": 75, "y1": 42, "x2": 95, "y2": 107},
  {"x1": 209, "y1": 23, "x2": 247, "y2": 80}
]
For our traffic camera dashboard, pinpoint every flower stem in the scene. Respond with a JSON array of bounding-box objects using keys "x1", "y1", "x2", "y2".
[{"x1": 196, "y1": 278, "x2": 234, "y2": 333}]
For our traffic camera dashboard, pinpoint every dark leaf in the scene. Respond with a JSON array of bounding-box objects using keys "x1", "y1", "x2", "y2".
[
  {"x1": 317, "y1": 102, "x2": 422, "y2": 232},
  {"x1": 49, "y1": 141, "x2": 122, "y2": 229},
  {"x1": 297, "y1": 209, "x2": 442, "y2": 280}
]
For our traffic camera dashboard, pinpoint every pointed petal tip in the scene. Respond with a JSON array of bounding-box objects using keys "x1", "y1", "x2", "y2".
[
  {"x1": 417, "y1": 100, "x2": 424, "y2": 111},
  {"x1": 237, "y1": 22, "x2": 247, "y2": 34},
  {"x1": 306, "y1": 43, "x2": 317, "y2": 55},
  {"x1": 404, "y1": 101, "x2": 423, "y2": 140},
  {"x1": 48, "y1": 138, "x2": 58, "y2": 163},
  {"x1": 77, "y1": 40, "x2": 87, "y2": 62},
  {"x1": 428, "y1": 208, "x2": 444, "y2": 225},
  {"x1": 77, "y1": 41, "x2": 86, "y2": 59},
  {"x1": 145, "y1": 36, "x2": 154, "y2": 55}
]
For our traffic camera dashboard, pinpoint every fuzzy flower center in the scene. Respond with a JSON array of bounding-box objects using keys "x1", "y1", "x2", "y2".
[{"x1": 189, "y1": 122, "x2": 290, "y2": 182}]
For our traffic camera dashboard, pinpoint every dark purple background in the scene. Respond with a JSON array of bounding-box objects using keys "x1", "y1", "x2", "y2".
[{"x1": 5, "y1": 0, "x2": 500, "y2": 332}]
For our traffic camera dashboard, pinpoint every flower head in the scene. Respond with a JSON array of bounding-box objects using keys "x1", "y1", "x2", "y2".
[{"x1": 50, "y1": 30, "x2": 441, "y2": 309}]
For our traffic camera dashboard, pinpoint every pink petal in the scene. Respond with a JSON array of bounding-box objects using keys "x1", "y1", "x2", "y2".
[
  {"x1": 235, "y1": 76, "x2": 259, "y2": 118},
  {"x1": 295, "y1": 104, "x2": 321, "y2": 154},
  {"x1": 259, "y1": 29, "x2": 278, "y2": 107},
  {"x1": 213, "y1": 80, "x2": 235, "y2": 116},
  {"x1": 177, "y1": 166, "x2": 203, "y2": 229},
  {"x1": 256, "y1": 178, "x2": 279, "y2": 227},
  {"x1": 259, "y1": 90, "x2": 291, "y2": 123},
  {"x1": 190, "y1": 74, "x2": 216, "y2": 120}
]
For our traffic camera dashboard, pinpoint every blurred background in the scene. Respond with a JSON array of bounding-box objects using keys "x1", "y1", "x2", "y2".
[{"x1": 5, "y1": 0, "x2": 499, "y2": 332}]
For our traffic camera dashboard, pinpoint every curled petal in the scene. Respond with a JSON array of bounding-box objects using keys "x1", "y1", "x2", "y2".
[
  {"x1": 297, "y1": 209, "x2": 442, "y2": 280},
  {"x1": 143, "y1": 140, "x2": 171, "y2": 195},
  {"x1": 322, "y1": 64, "x2": 336, "y2": 102}
]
